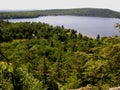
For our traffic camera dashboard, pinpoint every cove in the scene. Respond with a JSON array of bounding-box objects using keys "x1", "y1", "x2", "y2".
[{"x1": 6, "y1": 15, "x2": 120, "y2": 37}]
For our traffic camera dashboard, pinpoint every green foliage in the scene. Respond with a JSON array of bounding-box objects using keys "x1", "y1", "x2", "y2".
[
  {"x1": 64, "y1": 71, "x2": 80, "y2": 89},
  {"x1": 0, "y1": 61, "x2": 13, "y2": 90},
  {"x1": 0, "y1": 20, "x2": 120, "y2": 89},
  {"x1": 115, "y1": 23, "x2": 120, "y2": 32},
  {"x1": 15, "y1": 64, "x2": 43, "y2": 90}
]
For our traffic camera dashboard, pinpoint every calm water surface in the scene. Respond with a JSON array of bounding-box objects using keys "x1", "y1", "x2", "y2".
[{"x1": 6, "y1": 16, "x2": 120, "y2": 37}]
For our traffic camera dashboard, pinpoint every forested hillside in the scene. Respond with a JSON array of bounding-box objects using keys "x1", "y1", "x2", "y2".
[
  {"x1": 0, "y1": 20, "x2": 120, "y2": 90},
  {"x1": 0, "y1": 8, "x2": 120, "y2": 19}
]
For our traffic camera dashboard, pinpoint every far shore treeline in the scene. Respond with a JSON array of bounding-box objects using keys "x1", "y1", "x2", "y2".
[{"x1": 0, "y1": 8, "x2": 120, "y2": 19}]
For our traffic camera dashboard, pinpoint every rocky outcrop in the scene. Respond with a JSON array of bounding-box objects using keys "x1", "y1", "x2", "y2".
[
  {"x1": 69, "y1": 87, "x2": 92, "y2": 90},
  {"x1": 109, "y1": 86, "x2": 120, "y2": 90}
]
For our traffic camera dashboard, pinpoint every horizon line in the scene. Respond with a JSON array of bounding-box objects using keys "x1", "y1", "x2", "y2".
[{"x1": 0, "y1": 7, "x2": 120, "y2": 12}]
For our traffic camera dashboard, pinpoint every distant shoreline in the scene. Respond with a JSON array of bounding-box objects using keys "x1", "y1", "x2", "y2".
[{"x1": 0, "y1": 8, "x2": 120, "y2": 19}]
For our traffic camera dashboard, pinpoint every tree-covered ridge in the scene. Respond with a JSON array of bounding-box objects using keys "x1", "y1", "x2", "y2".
[
  {"x1": 0, "y1": 8, "x2": 120, "y2": 19},
  {"x1": 0, "y1": 21, "x2": 120, "y2": 90}
]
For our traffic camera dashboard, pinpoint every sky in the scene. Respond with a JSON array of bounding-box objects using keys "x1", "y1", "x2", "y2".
[{"x1": 0, "y1": 0, "x2": 120, "y2": 11}]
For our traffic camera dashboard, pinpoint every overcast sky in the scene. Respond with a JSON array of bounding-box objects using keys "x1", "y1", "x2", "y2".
[{"x1": 0, "y1": 0, "x2": 119, "y2": 11}]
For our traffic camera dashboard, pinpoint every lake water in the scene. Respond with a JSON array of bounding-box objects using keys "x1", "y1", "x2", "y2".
[{"x1": 6, "y1": 15, "x2": 120, "y2": 37}]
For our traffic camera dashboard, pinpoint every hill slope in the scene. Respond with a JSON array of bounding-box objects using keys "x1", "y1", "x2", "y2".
[
  {"x1": 0, "y1": 8, "x2": 120, "y2": 19},
  {"x1": 0, "y1": 20, "x2": 120, "y2": 89}
]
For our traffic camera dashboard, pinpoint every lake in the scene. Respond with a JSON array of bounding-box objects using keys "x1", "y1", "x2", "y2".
[{"x1": 6, "y1": 15, "x2": 120, "y2": 37}]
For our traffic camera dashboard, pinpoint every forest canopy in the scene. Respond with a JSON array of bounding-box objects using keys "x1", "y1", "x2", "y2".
[{"x1": 0, "y1": 20, "x2": 120, "y2": 90}]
